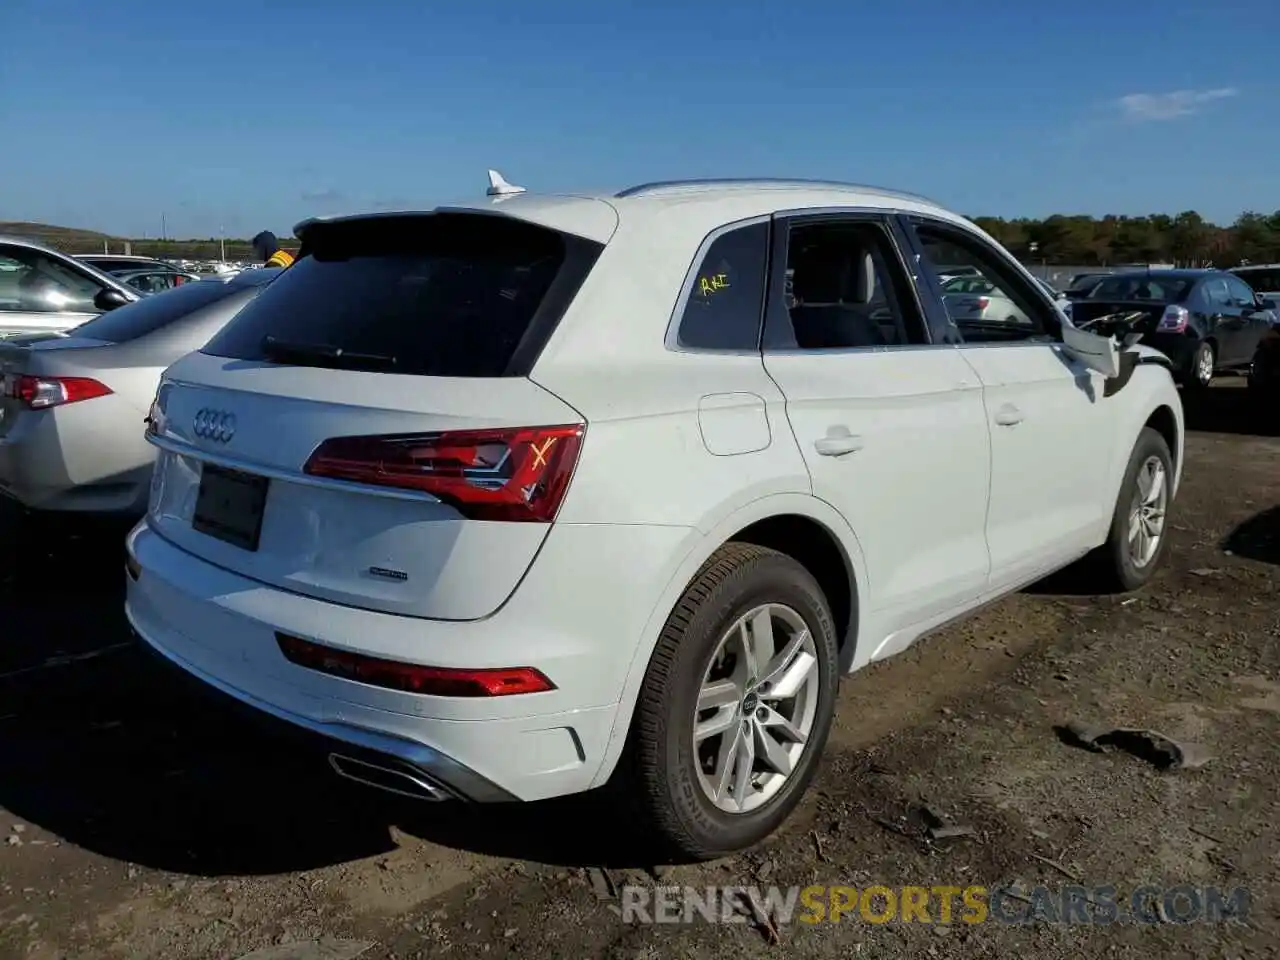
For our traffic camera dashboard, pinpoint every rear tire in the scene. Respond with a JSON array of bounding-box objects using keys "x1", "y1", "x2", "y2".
[
  {"x1": 1088, "y1": 427, "x2": 1173, "y2": 592},
  {"x1": 1185, "y1": 341, "x2": 1214, "y2": 390},
  {"x1": 621, "y1": 543, "x2": 840, "y2": 861}
]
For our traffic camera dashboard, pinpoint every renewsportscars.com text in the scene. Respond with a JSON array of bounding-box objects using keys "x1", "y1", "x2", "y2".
[{"x1": 617, "y1": 883, "x2": 1251, "y2": 926}]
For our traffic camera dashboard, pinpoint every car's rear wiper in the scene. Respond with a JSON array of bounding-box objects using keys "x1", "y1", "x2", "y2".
[{"x1": 261, "y1": 336, "x2": 398, "y2": 370}]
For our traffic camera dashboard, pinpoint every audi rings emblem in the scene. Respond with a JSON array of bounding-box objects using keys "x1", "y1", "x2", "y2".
[{"x1": 193, "y1": 408, "x2": 236, "y2": 443}]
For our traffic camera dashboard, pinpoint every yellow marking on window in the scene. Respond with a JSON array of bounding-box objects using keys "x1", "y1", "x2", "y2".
[{"x1": 698, "y1": 273, "x2": 731, "y2": 297}]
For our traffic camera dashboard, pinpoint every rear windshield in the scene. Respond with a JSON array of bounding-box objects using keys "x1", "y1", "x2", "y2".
[
  {"x1": 1087, "y1": 275, "x2": 1194, "y2": 303},
  {"x1": 72, "y1": 279, "x2": 239, "y2": 342},
  {"x1": 202, "y1": 213, "x2": 602, "y2": 377},
  {"x1": 1234, "y1": 268, "x2": 1280, "y2": 292}
]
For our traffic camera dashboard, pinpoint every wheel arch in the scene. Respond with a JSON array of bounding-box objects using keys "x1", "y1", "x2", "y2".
[
  {"x1": 588, "y1": 492, "x2": 868, "y2": 789},
  {"x1": 1102, "y1": 372, "x2": 1185, "y2": 518}
]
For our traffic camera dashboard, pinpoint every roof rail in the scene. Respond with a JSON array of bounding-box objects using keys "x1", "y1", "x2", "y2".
[{"x1": 614, "y1": 177, "x2": 939, "y2": 205}]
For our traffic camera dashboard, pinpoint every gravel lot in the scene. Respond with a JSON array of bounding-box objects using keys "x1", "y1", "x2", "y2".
[{"x1": 1, "y1": 381, "x2": 1277, "y2": 960}]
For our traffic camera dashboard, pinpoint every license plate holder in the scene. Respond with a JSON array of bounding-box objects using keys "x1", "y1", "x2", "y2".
[{"x1": 193, "y1": 463, "x2": 269, "y2": 551}]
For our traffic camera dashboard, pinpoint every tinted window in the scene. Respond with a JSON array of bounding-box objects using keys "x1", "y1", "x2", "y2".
[
  {"x1": 205, "y1": 213, "x2": 601, "y2": 377},
  {"x1": 1233, "y1": 268, "x2": 1280, "y2": 292},
  {"x1": 773, "y1": 219, "x2": 919, "y2": 349},
  {"x1": 0, "y1": 247, "x2": 105, "y2": 313},
  {"x1": 1087, "y1": 275, "x2": 1194, "y2": 302},
  {"x1": 73, "y1": 279, "x2": 239, "y2": 342},
  {"x1": 675, "y1": 222, "x2": 768, "y2": 350},
  {"x1": 912, "y1": 223, "x2": 1055, "y2": 342}
]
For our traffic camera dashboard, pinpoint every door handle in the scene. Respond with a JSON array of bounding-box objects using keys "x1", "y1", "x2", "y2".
[
  {"x1": 814, "y1": 432, "x2": 864, "y2": 457},
  {"x1": 993, "y1": 405, "x2": 1024, "y2": 426}
]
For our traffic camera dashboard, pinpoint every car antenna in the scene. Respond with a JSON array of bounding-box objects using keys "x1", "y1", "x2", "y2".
[{"x1": 487, "y1": 169, "x2": 526, "y2": 197}]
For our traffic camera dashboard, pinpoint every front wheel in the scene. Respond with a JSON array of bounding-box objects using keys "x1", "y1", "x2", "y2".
[
  {"x1": 1089, "y1": 427, "x2": 1174, "y2": 592},
  {"x1": 622, "y1": 543, "x2": 840, "y2": 861}
]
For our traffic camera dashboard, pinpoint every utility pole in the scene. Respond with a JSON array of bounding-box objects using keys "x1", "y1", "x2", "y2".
[
  {"x1": 220, "y1": 224, "x2": 226, "y2": 263},
  {"x1": 161, "y1": 212, "x2": 167, "y2": 241}
]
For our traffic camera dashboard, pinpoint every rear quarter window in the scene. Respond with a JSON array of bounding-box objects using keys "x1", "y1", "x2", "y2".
[
  {"x1": 202, "y1": 213, "x2": 603, "y2": 377},
  {"x1": 674, "y1": 221, "x2": 769, "y2": 350}
]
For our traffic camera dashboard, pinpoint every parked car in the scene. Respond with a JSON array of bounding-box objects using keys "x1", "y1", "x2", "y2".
[
  {"x1": 77, "y1": 254, "x2": 184, "y2": 276},
  {"x1": 0, "y1": 237, "x2": 139, "y2": 338},
  {"x1": 1230, "y1": 264, "x2": 1280, "y2": 302},
  {"x1": 940, "y1": 274, "x2": 1033, "y2": 325},
  {"x1": 1248, "y1": 317, "x2": 1280, "y2": 420},
  {"x1": 125, "y1": 176, "x2": 1183, "y2": 860},
  {"x1": 0, "y1": 269, "x2": 280, "y2": 515},
  {"x1": 114, "y1": 267, "x2": 203, "y2": 294},
  {"x1": 1069, "y1": 269, "x2": 1277, "y2": 388}
]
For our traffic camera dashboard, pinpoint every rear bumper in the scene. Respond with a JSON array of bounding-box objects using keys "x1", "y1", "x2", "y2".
[
  {"x1": 124, "y1": 517, "x2": 696, "y2": 801},
  {"x1": 1139, "y1": 332, "x2": 1197, "y2": 377},
  {"x1": 0, "y1": 398, "x2": 153, "y2": 513},
  {"x1": 131, "y1": 617, "x2": 516, "y2": 802}
]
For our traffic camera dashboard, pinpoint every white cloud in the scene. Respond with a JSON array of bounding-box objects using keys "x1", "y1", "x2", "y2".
[{"x1": 1115, "y1": 87, "x2": 1239, "y2": 121}]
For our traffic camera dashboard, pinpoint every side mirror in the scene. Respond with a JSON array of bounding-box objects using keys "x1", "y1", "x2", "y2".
[
  {"x1": 93, "y1": 288, "x2": 130, "y2": 311},
  {"x1": 1260, "y1": 298, "x2": 1277, "y2": 311}
]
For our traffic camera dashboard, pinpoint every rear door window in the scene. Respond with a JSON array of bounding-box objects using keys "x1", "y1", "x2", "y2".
[
  {"x1": 73, "y1": 279, "x2": 240, "y2": 342},
  {"x1": 203, "y1": 213, "x2": 603, "y2": 377}
]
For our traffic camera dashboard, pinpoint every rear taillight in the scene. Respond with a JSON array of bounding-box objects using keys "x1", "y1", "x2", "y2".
[
  {"x1": 303, "y1": 424, "x2": 585, "y2": 523},
  {"x1": 1157, "y1": 305, "x2": 1189, "y2": 333},
  {"x1": 6, "y1": 375, "x2": 112, "y2": 410},
  {"x1": 976, "y1": 297, "x2": 990, "y2": 311},
  {"x1": 275, "y1": 633, "x2": 556, "y2": 697}
]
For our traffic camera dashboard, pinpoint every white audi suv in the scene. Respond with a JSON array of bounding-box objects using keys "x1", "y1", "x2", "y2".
[{"x1": 126, "y1": 175, "x2": 1183, "y2": 859}]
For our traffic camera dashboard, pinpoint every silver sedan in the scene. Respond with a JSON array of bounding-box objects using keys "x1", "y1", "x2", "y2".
[
  {"x1": 0, "y1": 269, "x2": 279, "y2": 515},
  {"x1": 0, "y1": 236, "x2": 140, "y2": 338}
]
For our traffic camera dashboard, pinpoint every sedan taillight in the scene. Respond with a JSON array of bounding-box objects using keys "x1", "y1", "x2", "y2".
[
  {"x1": 5, "y1": 375, "x2": 113, "y2": 410},
  {"x1": 1156, "y1": 305, "x2": 1189, "y2": 333}
]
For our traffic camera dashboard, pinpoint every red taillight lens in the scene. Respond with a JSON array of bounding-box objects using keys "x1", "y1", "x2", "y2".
[
  {"x1": 303, "y1": 424, "x2": 585, "y2": 522},
  {"x1": 7, "y1": 375, "x2": 112, "y2": 410},
  {"x1": 275, "y1": 633, "x2": 555, "y2": 697},
  {"x1": 976, "y1": 297, "x2": 990, "y2": 311},
  {"x1": 1157, "y1": 305, "x2": 1189, "y2": 333}
]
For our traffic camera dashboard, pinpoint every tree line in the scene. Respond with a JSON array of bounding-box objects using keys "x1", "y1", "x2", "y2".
[
  {"x1": 970, "y1": 210, "x2": 1280, "y2": 267},
  {"x1": 23, "y1": 209, "x2": 1280, "y2": 266}
]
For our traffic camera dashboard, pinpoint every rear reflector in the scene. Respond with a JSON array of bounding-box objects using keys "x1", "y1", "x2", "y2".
[
  {"x1": 275, "y1": 633, "x2": 556, "y2": 697},
  {"x1": 302, "y1": 424, "x2": 585, "y2": 522},
  {"x1": 6, "y1": 375, "x2": 112, "y2": 410}
]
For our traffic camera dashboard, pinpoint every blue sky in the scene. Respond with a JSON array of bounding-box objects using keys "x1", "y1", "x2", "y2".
[{"x1": 4, "y1": 0, "x2": 1278, "y2": 238}]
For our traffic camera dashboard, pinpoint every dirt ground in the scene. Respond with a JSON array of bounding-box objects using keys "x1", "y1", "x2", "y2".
[{"x1": 1, "y1": 381, "x2": 1277, "y2": 960}]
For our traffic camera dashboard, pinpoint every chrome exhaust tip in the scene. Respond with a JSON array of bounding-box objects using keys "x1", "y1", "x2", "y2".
[{"x1": 328, "y1": 753, "x2": 453, "y2": 802}]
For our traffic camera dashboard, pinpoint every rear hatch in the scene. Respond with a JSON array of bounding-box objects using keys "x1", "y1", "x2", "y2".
[{"x1": 145, "y1": 210, "x2": 606, "y2": 621}]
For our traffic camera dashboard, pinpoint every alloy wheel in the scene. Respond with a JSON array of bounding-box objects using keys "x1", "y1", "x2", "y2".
[
  {"x1": 693, "y1": 603, "x2": 821, "y2": 814},
  {"x1": 1128, "y1": 455, "x2": 1168, "y2": 568}
]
